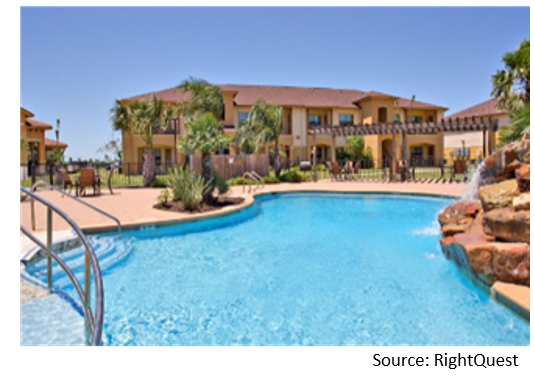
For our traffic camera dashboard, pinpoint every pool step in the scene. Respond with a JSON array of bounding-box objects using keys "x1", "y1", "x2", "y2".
[
  {"x1": 20, "y1": 294, "x2": 85, "y2": 346},
  {"x1": 25, "y1": 236, "x2": 133, "y2": 291}
]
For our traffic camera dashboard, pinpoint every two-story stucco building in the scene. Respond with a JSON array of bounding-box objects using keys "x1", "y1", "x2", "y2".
[
  {"x1": 120, "y1": 84, "x2": 448, "y2": 169},
  {"x1": 20, "y1": 107, "x2": 68, "y2": 175}
]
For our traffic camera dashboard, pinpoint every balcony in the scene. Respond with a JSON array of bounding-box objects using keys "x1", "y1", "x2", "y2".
[{"x1": 153, "y1": 125, "x2": 178, "y2": 135}]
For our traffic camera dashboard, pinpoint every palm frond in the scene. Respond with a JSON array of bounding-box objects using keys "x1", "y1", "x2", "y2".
[{"x1": 177, "y1": 77, "x2": 224, "y2": 120}]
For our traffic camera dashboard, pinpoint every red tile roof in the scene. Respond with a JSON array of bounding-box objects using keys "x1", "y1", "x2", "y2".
[
  {"x1": 446, "y1": 98, "x2": 508, "y2": 120},
  {"x1": 397, "y1": 98, "x2": 447, "y2": 110},
  {"x1": 124, "y1": 84, "x2": 447, "y2": 111},
  {"x1": 20, "y1": 107, "x2": 34, "y2": 117},
  {"x1": 222, "y1": 85, "x2": 366, "y2": 109},
  {"x1": 45, "y1": 138, "x2": 68, "y2": 148},
  {"x1": 26, "y1": 119, "x2": 53, "y2": 130}
]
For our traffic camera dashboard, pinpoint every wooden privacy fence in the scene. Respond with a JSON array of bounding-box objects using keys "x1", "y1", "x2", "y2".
[{"x1": 190, "y1": 154, "x2": 270, "y2": 179}]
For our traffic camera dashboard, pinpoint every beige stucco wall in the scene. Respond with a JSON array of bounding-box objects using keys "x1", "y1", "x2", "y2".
[
  {"x1": 223, "y1": 91, "x2": 237, "y2": 126},
  {"x1": 291, "y1": 107, "x2": 307, "y2": 148}
]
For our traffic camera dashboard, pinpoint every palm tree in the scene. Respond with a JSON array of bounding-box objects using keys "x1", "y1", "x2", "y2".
[
  {"x1": 20, "y1": 136, "x2": 26, "y2": 152},
  {"x1": 499, "y1": 103, "x2": 530, "y2": 144},
  {"x1": 243, "y1": 100, "x2": 284, "y2": 177},
  {"x1": 179, "y1": 112, "x2": 229, "y2": 202},
  {"x1": 176, "y1": 77, "x2": 224, "y2": 120},
  {"x1": 110, "y1": 95, "x2": 175, "y2": 186},
  {"x1": 491, "y1": 39, "x2": 530, "y2": 111}
]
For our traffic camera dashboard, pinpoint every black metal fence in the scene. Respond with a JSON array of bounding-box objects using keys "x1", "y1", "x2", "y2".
[
  {"x1": 21, "y1": 157, "x2": 478, "y2": 190},
  {"x1": 281, "y1": 157, "x2": 478, "y2": 183},
  {"x1": 20, "y1": 162, "x2": 178, "y2": 189}
]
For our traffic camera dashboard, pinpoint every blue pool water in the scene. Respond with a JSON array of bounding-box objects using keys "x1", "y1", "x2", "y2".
[{"x1": 26, "y1": 193, "x2": 530, "y2": 345}]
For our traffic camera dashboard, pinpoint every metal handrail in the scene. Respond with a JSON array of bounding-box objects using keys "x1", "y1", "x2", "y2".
[
  {"x1": 250, "y1": 171, "x2": 265, "y2": 190},
  {"x1": 242, "y1": 171, "x2": 264, "y2": 193},
  {"x1": 32, "y1": 180, "x2": 122, "y2": 235},
  {"x1": 20, "y1": 186, "x2": 104, "y2": 346}
]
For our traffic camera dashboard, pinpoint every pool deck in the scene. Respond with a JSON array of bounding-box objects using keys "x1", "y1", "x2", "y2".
[
  {"x1": 20, "y1": 180, "x2": 529, "y2": 322},
  {"x1": 20, "y1": 180, "x2": 467, "y2": 233}
]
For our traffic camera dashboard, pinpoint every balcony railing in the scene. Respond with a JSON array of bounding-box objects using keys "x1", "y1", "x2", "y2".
[{"x1": 153, "y1": 126, "x2": 178, "y2": 135}]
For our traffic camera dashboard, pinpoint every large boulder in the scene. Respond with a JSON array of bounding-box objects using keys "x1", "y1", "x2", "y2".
[
  {"x1": 482, "y1": 139, "x2": 530, "y2": 183},
  {"x1": 440, "y1": 233, "x2": 530, "y2": 286},
  {"x1": 478, "y1": 179, "x2": 518, "y2": 212},
  {"x1": 513, "y1": 192, "x2": 530, "y2": 211},
  {"x1": 437, "y1": 200, "x2": 481, "y2": 236},
  {"x1": 515, "y1": 165, "x2": 530, "y2": 192},
  {"x1": 483, "y1": 207, "x2": 530, "y2": 244},
  {"x1": 491, "y1": 243, "x2": 530, "y2": 286}
]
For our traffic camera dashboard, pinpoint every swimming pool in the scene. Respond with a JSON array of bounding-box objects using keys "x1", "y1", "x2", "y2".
[{"x1": 25, "y1": 193, "x2": 530, "y2": 345}]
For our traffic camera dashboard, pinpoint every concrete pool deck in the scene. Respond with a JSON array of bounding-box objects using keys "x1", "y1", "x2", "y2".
[
  {"x1": 20, "y1": 180, "x2": 467, "y2": 233},
  {"x1": 20, "y1": 180, "x2": 529, "y2": 323}
]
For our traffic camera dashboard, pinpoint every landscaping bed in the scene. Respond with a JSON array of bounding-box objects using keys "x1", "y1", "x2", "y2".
[{"x1": 153, "y1": 196, "x2": 244, "y2": 214}]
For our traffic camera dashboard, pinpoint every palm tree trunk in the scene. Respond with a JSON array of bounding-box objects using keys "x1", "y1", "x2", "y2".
[
  {"x1": 274, "y1": 138, "x2": 281, "y2": 178},
  {"x1": 143, "y1": 146, "x2": 157, "y2": 187},
  {"x1": 201, "y1": 151, "x2": 214, "y2": 203}
]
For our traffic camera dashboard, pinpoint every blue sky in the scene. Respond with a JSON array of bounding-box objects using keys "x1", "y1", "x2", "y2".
[{"x1": 20, "y1": 6, "x2": 530, "y2": 160}]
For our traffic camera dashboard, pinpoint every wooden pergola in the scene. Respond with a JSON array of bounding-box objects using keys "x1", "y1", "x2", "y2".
[{"x1": 308, "y1": 116, "x2": 494, "y2": 182}]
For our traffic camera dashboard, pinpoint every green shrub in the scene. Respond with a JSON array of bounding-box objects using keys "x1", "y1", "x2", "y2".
[
  {"x1": 228, "y1": 175, "x2": 281, "y2": 186},
  {"x1": 157, "y1": 188, "x2": 171, "y2": 206},
  {"x1": 151, "y1": 176, "x2": 168, "y2": 188},
  {"x1": 228, "y1": 176, "x2": 253, "y2": 186},
  {"x1": 316, "y1": 164, "x2": 327, "y2": 172},
  {"x1": 166, "y1": 166, "x2": 211, "y2": 211},
  {"x1": 262, "y1": 176, "x2": 281, "y2": 184},
  {"x1": 279, "y1": 169, "x2": 311, "y2": 183},
  {"x1": 212, "y1": 173, "x2": 229, "y2": 195}
]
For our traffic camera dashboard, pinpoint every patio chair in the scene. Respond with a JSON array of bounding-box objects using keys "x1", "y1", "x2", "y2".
[
  {"x1": 76, "y1": 168, "x2": 101, "y2": 197},
  {"x1": 58, "y1": 168, "x2": 73, "y2": 195},
  {"x1": 451, "y1": 159, "x2": 467, "y2": 182},
  {"x1": 330, "y1": 161, "x2": 342, "y2": 181}
]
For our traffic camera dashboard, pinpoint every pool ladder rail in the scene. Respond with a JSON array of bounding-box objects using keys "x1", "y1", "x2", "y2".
[
  {"x1": 20, "y1": 185, "x2": 107, "y2": 346},
  {"x1": 242, "y1": 171, "x2": 265, "y2": 194}
]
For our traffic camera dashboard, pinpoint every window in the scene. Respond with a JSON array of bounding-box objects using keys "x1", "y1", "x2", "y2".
[
  {"x1": 492, "y1": 120, "x2": 499, "y2": 132},
  {"x1": 154, "y1": 149, "x2": 162, "y2": 165},
  {"x1": 394, "y1": 114, "x2": 400, "y2": 123},
  {"x1": 411, "y1": 147, "x2": 423, "y2": 157},
  {"x1": 309, "y1": 115, "x2": 321, "y2": 125},
  {"x1": 410, "y1": 116, "x2": 423, "y2": 124},
  {"x1": 339, "y1": 114, "x2": 354, "y2": 126},
  {"x1": 238, "y1": 112, "x2": 249, "y2": 127},
  {"x1": 455, "y1": 148, "x2": 470, "y2": 157}
]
